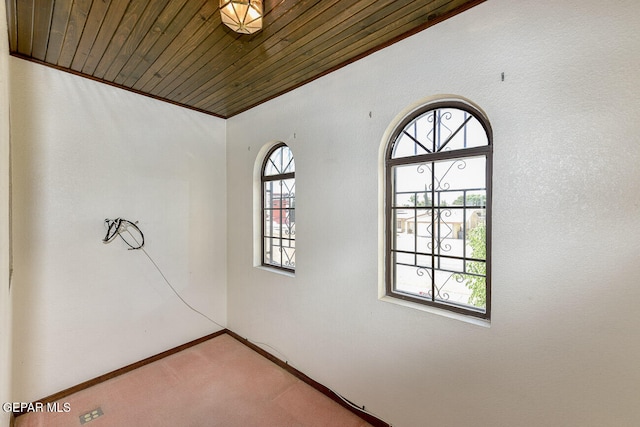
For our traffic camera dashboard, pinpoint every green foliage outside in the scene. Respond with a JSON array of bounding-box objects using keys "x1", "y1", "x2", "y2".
[
  {"x1": 452, "y1": 194, "x2": 486, "y2": 207},
  {"x1": 405, "y1": 193, "x2": 431, "y2": 207},
  {"x1": 463, "y1": 223, "x2": 486, "y2": 308}
]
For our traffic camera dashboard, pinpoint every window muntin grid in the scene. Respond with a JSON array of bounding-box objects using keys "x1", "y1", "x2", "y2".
[
  {"x1": 262, "y1": 144, "x2": 295, "y2": 271},
  {"x1": 386, "y1": 102, "x2": 492, "y2": 319}
]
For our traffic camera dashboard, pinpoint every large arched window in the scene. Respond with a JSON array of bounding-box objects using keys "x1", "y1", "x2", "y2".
[
  {"x1": 385, "y1": 100, "x2": 492, "y2": 318},
  {"x1": 262, "y1": 143, "x2": 295, "y2": 271}
]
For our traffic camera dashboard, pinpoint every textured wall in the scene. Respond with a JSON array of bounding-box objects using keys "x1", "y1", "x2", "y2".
[
  {"x1": 226, "y1": 1, "x2": 640, "y2": 426},
  {"x1": 9, "y1": 59, "x2": 227, "y2": 402},
  {"x1": 0, "y1": 0, "x2": 12, "y2": 425}
]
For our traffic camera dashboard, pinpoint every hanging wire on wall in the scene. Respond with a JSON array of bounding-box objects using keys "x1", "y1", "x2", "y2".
[{"x1": 102, "y1": 218, "x2": 224, "y2": 329}]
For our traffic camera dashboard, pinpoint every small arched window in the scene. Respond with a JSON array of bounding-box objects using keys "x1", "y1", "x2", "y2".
[
  {"x1": 262, "y1": 143, "x2": 295, "y2": 271},
  {"x1": 385, "y1": 100, "x2": 492, "y2": 318}
]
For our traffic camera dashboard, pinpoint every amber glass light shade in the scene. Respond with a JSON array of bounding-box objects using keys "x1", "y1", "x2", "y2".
[{"x1": 220, "y1": 0, "x2": 263, "y2": 34}]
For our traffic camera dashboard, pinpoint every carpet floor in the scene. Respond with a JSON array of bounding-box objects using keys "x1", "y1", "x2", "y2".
[{"x1": 15, "y1": 333, "x2": 372, "y2": 427}]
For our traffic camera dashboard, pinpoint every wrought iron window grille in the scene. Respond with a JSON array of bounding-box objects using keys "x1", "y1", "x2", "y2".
[
  {"x1": 261, "y1": 143, "x2": 296, "y2": 272},
  {"x1": 385, "y1": 101, "x2": 492, "y2": 319}
]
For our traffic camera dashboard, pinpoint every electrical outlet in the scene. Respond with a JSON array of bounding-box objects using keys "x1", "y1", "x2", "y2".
[{"x1": 79, "y1": 407, "x2": 103, "y2": 424}]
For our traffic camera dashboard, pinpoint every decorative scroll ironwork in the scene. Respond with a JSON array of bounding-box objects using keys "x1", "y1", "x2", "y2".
[
  {"x1": 386, "y1": 103, "x2": 491, "y2": 318},
  {"x1": 416, "y1": 159, "x2": 467, "y2": 192},
  {"x1": 426, "y1": 109, "x2": 453, "y2": 152}
]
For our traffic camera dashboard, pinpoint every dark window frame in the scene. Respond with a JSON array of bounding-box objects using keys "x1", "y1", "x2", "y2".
[
  {"x1": 385, "y1": 100, "x2": 493, "y2": 319},
  {"x1": 261, "y1": 143, "x2": 296, "y2": 272}
]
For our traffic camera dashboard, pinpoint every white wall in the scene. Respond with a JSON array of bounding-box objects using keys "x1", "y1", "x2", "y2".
[
  {"x1": 0, "y1": 1, "x2": 12, "y2": 425},
  {"x1": 226, "y1": 1, "x2": 640, "y2": 426},
  {"x1": 9, "y1": 59, "x2": 227, "y2": 401}
]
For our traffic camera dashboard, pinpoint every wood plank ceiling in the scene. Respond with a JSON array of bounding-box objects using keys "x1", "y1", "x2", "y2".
[{"x1": 5, "y1": 0, "x2": 484, "y2": 118}]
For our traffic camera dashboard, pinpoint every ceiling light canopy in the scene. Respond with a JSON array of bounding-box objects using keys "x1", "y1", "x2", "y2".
[{"x1": 220, "y1": 0, "x2": 263, "y2": 34}]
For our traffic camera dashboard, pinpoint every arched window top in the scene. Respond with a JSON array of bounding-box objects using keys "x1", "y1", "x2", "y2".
[
  {"x1": 263, "y1": 143, "x2": 295, "y2": 177},
  {"x1": 389, "y1": 102, "x2": 492, "y2": 160}
]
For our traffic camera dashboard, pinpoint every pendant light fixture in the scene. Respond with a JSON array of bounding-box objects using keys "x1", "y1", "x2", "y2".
[{"x1": 220, "y1": 0, "x2": 263, "y2": 34}]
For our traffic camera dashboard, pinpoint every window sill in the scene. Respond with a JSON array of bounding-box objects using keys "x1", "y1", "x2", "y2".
[
  {"x1": 255, "y1": 265, "x2": 295, "y2": 278},
  {"x1": 378, "y1": 295, "x2": 490, "y2": 327}
]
